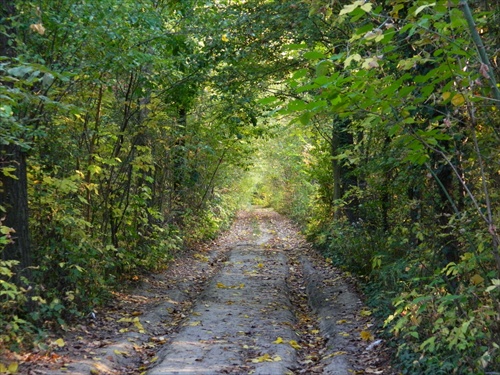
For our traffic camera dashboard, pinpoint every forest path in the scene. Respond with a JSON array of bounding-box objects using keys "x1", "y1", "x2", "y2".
[{"x1": 22, "y1": 209, "x2": 392, "y2": 375}]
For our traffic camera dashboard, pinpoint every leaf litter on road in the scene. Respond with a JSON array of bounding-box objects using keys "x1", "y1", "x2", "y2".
[{"x1": 15, "y1": 208, "x2": 396, "y2": 375}]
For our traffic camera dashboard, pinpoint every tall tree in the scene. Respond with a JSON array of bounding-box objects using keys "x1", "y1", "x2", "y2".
[{"x1": 0, "y1": 0, "x2": 32, "y2": 284}]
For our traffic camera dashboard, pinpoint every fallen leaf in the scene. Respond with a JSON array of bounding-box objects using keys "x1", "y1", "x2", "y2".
[
  {"x1": 251, "y1": 353, "x2": 272, "y2": 363},
  {"x1": 324, "y1": 351, "x2": 347, "y2": 359},
  {"x1": 359, "y1": 309, "x2": 372, "y2": 317},
  {"x1": 360, "y1": 330, "x2": 374, "y2": 341},
  {"x1": 133, "y1": 317, "x2": 146, "y2": 333},
  {"x1": 365, "y1": 368, "x2": 384, "y2": 374},
  {"x1": 289, "y1": 340, "x2": 301, "y2": 350},
  {"x1": 273, "y1": 337, "x2": 284, "y2": 344},
  {"x1": 8, "y1": 362, "x2": 18, "y2": 374}
]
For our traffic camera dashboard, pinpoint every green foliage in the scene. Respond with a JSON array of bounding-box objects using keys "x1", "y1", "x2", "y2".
[
  {"x1": 1, "y1": 0, "x2": 287, "y2": 343},
  {"x1": 249, "y1": 122, "x2": 316, "y2": 221},
  {"x1": 261, "y1": 0, "x2": 500, "y2": 373},
  {"x1": 0, "y1": 220, "x2": 33, "y2": 352},
  {"x1": 0, "y1": 258, "x2": 29, "y2": 351},
  {"x1": 2, "y1": 1, "x2": 499, "y2": 372}
]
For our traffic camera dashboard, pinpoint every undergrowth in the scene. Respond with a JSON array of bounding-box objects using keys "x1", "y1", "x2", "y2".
[
  {"x1": 306, "y1": 211, "x2": 500, "y2": 374},
  {"x1": 0, "y1": 190, "x2": 238, "y2": 353}
]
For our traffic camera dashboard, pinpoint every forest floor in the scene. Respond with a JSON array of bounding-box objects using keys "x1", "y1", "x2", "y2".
[{"x1": 13, "y1": 208, "x2": 395, "y2": 375}]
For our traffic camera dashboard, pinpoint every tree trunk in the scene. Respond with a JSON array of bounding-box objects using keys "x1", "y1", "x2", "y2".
[
  {"x1": 331, "y1": 121, "x2": 342, "y2": 221},
  {"x1": 0, "y1": 145, "x2": 32, "y2": 282},
  {"x1": 0, "y1": 0, "x2": 33, "y2": 285}
]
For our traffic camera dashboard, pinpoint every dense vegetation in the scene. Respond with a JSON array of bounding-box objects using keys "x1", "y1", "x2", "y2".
[{"x1": 1, "y1": 0, "x2": 499, "y2": 373}]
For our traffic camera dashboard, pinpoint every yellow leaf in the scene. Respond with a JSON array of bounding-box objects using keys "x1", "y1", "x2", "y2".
[
  {"x1": 442, "y1": 92, "x2": 451, "y2": 101},
  {"x1": 194, "y1": 253, "x2": 209, "y2": 262},
  {"x1": 359, "y1": 309, "x2": 372, "y2": 317},
  {"x1": 0, "y1": 364, "x2": 6, "y2": 373},
  {"x1": 189, "y1": 321, "x2": 201, "y2": 326},
  {"x1": 117, "y1": 317, "x2": 133, "y2": 323},
  {"x1": 360, "y1": 330, "x2": 374, "y2": 341},
  {"x1": 90, "y1": 369, "x2": 99, "y2": 375},
  {"x1": 471, "y1": 274, "x2": 484, "y2": 285},
  {"x1": 451, "y1": 93, "x2": 465, "y2": 106},
  {"x1": 133, "y1": 318, "x2": 145, "y2": 333},
  {"x1": 30, "y1": 23, "x2": 46, "y2": 35},
  {"x1": 257, "y1": 263, "x2": 264, "y2": 268},
  {"x1": 339, "y1": 332, "x2": 350, "y2": 337},
  {"x1": 311, "y1": 329, "x2": 320, "y2": 334},
  {"x1": 221, "y1": 34, "x2": 229, "y2": 42},
  {"x1": 339, "y1": 0, "x2": 363, "y2": 15},
  {"x1": 54, "y1": 338, "x2": 65, "y2": 347},
  {"x1": 273, "y1": 337, "x2": 284, "y2": 344},
  {"x1": 273, "y1": 355, "x2": 282, "y2": 362},
  {"x1": 289, "y1": 340, "x2": 301, "y2": 350},
  {"x1": 360, "y1": 3, "x2": 373, "y2": 12},
  {"x1": 151, "y1": 356, "x2": 159, "y2": 363},
  {"x1": 216, "y1": 282, "x2": 227, "y2": 288},
  {"x1": 336, "y1": 319, "x2": 349, "y2": 324},
  {"x1": 8, "y1": 362, "x2": 18, "y2": 374},
  {"x1": 119, "y1": 328, "x2": 129, "y2": 333},
  {"x1": 251, "y1": 353, "x2": 272, "y2": 363}
]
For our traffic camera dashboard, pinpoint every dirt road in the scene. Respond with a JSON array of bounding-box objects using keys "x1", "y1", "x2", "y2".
[{"x1": 20, "y1": 209, "x2": 392, "y2": 374}]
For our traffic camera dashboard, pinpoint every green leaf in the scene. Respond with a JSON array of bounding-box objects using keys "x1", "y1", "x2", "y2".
[
  {"x1": 7, "y1": 65, "x2": 33, "y2": 78},
  {"x1": 0, "y1": 105, "x2": 13, "y2": 118},
  {"x1": 258, "y1": 96, "x2": 278, "y2": 105},
  {"x1": 420, "y1": 336, "x2": 436, "y2": 352},
  {"x1": 287, "y1": 100, "x2": 307, "y2": 112},
  {"x1": 303, "y1": 51, "x2": 326, "y2": 60},
  {"x1": 283, "y1": 43, "x2": 308, "y2": 51}
]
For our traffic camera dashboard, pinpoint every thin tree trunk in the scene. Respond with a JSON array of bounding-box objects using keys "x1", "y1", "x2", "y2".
[{"x1": 331, "y1": 122, "x2": 342, "y2": 220}]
